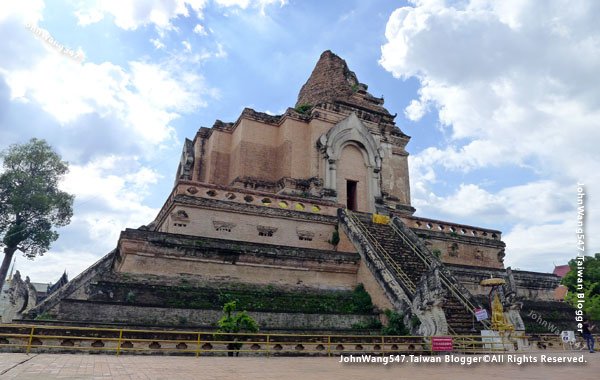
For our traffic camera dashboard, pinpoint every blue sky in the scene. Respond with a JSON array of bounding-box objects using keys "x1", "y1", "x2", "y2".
[{"x1": 1, "y1": 0, "x2": 598, "y2": 283}]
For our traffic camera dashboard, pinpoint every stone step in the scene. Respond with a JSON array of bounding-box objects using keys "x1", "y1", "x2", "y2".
[{"x1": 348, "y1": 212, "x2": 484, "y2": 334}]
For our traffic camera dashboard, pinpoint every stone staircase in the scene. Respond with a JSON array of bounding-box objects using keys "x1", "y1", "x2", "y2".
[{"x1": 340, "y1": 210, "x2": 489, "y2": 334}]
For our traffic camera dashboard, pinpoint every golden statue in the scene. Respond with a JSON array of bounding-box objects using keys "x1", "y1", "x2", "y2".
[
  {"x1": 491, "y1": 293, "x2": 514, "y2": 332},
  {"x1": 480, "y1": 277, "x2": 514, "y2": 332}
]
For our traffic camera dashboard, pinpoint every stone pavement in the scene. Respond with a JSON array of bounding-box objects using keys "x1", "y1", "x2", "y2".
[{"x1": 0, "y1": 352, "x2": 598, "y2": 380}]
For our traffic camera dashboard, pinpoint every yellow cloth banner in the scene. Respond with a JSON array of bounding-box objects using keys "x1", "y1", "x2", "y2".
[{"x1": 372, "y1": 214, "x2": 390, "y2": 225}]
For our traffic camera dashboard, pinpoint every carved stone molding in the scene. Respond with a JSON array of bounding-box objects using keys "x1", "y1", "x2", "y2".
[
  {"x1": 213, "y1": 221, "x2": 236, "y2": 232},
  {"x1": 318, "y1": 112, "x2": 383, "y2": 211},
  {"x1": 297, "y1": 230, "x2": 315, "y2": 241},
  {"x1": 257, "y1": 225, "x2": 278, "y2": 237},
  {"x1": 171, "y1": 210, "x2": 190, "y2": 221}
]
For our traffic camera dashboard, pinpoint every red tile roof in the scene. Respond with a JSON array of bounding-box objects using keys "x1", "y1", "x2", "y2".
[{"x1": 553, "y1": 264, "x2": 571, "y2": 278}]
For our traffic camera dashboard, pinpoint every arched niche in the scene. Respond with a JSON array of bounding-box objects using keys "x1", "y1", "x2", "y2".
[{"x1": 317, "y1": 113, "x2": 383, "y2": 212}]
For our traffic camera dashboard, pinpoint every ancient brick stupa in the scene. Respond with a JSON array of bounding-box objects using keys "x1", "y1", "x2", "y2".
[{"x1": 28, "y1": 51, "x2": 570, "y2": 334}]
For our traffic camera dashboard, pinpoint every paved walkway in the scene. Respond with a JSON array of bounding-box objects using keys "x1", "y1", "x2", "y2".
[{"x1": 0, "y1": 352, "x2": 598, "y2": 379}]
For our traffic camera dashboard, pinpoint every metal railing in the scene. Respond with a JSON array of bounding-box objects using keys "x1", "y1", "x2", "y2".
[
  {"x1": 344, "y1": 210, "x2": 416, "y2": 294},
  {"x1": 344, "y1": 211, "x2": 476, "y2": 336},
  {"x1": 388, "y1": 218, "x2": 492, "y2": 330},
  {"x1": 343, "y1": 210, "x2": 463, "y2": 335},
  {"x1": 0, "y1": 324, "x2": 531, "y2": 356}
]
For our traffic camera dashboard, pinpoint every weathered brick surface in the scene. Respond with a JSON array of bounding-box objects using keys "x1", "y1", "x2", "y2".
[
  {"x1": 187, "y1": 50, "x2": 413, "y2": 213},
  {"x1": 116, "y1": 229, "x2": 360, "y2": 291},
  {"x1": 401, "y1": 216, "x2": 505, "y2": 269},
  {"x1": 56, "y1": 300, "x2": 374, "y2": 330},
  {"x1": 153, "y1": 195, "x2": 358, "y2": 254},
  {"x1": 18, "y1": 51, "x2": 568, "y2": 336},
  {"x1": 27, "y1": 251, "x2": 114, "y2": 318},
  {"x1": 446, "y1": 263, "x2": 560, "y2": 300},
  {"x1": 296, "y1": 50, "x2": 391, "y2": 117},
  {"x1": 296, "y1": 51, "x2": 358, "y2": 108}
]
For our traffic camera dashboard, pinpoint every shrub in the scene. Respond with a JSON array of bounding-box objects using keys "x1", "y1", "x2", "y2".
[
  {"x1": 351, "y1": 284, "x2": 374, "y2": 313},
  {"x1": 329, "y1": 225, "x2": 340, "y2": 246},
  {"x1": 381, "y1": 310, "x2": 409, "y2": 335},
  {"x1": 294, "y1": 104, "x2": 312, "y2": 114},
  {"x1": 217, "y1": 301, "x2": 259, "y2": 357},
  {"x1": 34, "y1": 312, "x2": 56, "y2": 321}
]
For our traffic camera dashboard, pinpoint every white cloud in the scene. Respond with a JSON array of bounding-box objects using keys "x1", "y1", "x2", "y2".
[
  {"x1": 193, "y1": 23, "x2": 207, "y2": 35},
  {"x1": 214, "y1": 0, "x2": 287, "y2": 9},
  {"x1": 404, "y1": 99, "x2": 427, "y2": 121},
  {"x1": 182, "y1": 40, "x2": 192, "y2": 51},
  {"x1": 61, "y1": 156, "x2": 161, "y2": 206},
  {"x1": 215, "y1": 0, "x2": 250, "y2": 8},
  {"x1": 150, "y1": 38, "x2": 165, "y2": 49},
  {"x1": 14, "y1": 249, "x2": 100, "y2": 287},
  {"x1": 213, "y1": 42, "x2": 227, "y2": 58},
  {"x1": 214, "y1": 0, "x2": 287, "y2": 16},
  {"x1": 74, "y1": 0, "x2": 208, "y2": 30},
  {"x1": 3, "y1": 46, "x2": 210, "y2": 148},
  {"x1": 8, "y1": 155, "x2": 161, "y2": 283},
  {"x1": 381, "y1": 0, "x2": 600, "y2": 270},
  {"x1": 74, "y1": 0, "x2": 286, "y2": 31},
  {"x1": 415, "y1": 181, "x2": 571, "y2": 225},
  {"x1": 0, "y1": 7, "x2": 212, "y2": 282},
  {"x1": 0, "y1": 0, "x2": 45, "y2": 25},
  {"x1": 504, "y1": 222, "x2": 573, "y2": 271},
  {"x1": 18, "y1": 156, "x2": 161, "y2": 282}
]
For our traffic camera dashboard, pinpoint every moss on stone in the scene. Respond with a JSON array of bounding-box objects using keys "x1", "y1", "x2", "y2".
[{"x1": 91, "y1": 281, "x2": 376, "y2": 315}]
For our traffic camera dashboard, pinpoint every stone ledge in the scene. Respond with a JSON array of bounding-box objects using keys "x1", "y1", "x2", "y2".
[
  {"x1": 27, "y1": 251, "x2": 115, "y2": 318},
  {"x1": 154, "y1": 194, "x2": 339, "y2": 230},
  {"x1": 413, "y1": 229, "x2": 505, "y2": 248},
  {"x1": 446, "y1": 263, "x2": 561, "y2": 284},
  {"x1": 119, "y1": 228, "x2": 359, "y2": 264},
  {"x1": 402, "y1": 215, "x2": 503, "y2": 240},
  {"x1": 55, "y1": 300, "x2": 375, "y2": 330}
]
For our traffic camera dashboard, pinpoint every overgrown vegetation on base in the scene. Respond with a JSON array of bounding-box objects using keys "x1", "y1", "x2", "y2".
[
  {"x1": 94, "y1": 281, "x2": 376, "y2": 315},
  {"x1": 351, "y1": 309, "x2": 411, "y2": 335}
]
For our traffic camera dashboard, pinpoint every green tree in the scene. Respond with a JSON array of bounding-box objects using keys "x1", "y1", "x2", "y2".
[
  {"x1": 562, "y1": 253, "x2": 600, "y2": 320},
  {"x1": 0, "y1": 139, "x2": 74, "y2": 287},
  {"x1": 217, "y1": 301, "x2": 259, "y2": 356}
]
